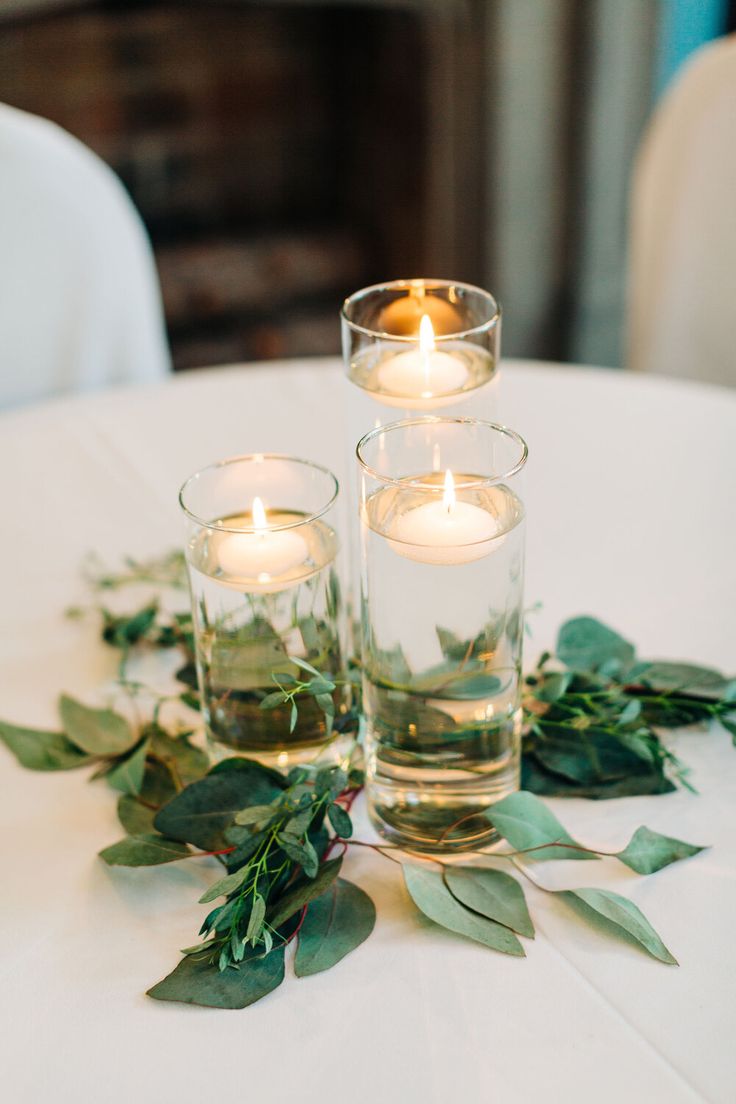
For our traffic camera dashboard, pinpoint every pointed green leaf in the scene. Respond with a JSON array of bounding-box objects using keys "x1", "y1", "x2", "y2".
[
  {"x1": 327, "y1": 802, "x2": 353, "y2": 839},
  {"x1": 557, "y1": 617, "x2": 635, "y2": 673},
  {"x1": 106, "y1": 738, "x2": 150, "y2": 795},
  {"x1": 267, "y1": 856, "x2": 343, "y2": 928},
  {"x1": 615, "y1": 825, "x2": 706, "y2": 874},
  {"x1": 295, "y1": 878, "x2": 376, "y2": 977},
  {"x1": 290, "y1": 656, "x2": 322, "y2": 678},
  {"x1": 117, "y1": 794, "x2": 157, "y2": 836},
  {"x1": 99, "y1": 834, "x2": 191, "y2": 866},
  {"x1": 638, "y1": 661, "x2": 729, "y2": 700},
  {"x1": 246, "y1": 895, "x2": 266, "y2": 943},
  {"x1": 0, "y1": 719, "x2": 93, "y2": 771},
  {"x1": 234, "y1": 804, "x2": 277, "y2": 826},
  {"x1": 59, "y1": 694, "x2": 137, "y2": 756},
  {"x1": 486, "y1": 791, "x2": 596, "y2": 860},
  {"x1": 154, "y1": 766, "x2": 286, "y2": 850},
  {"x1": 561, "y1": 887, "x2": 677, "y2": 964},
  {"x1": 444, "y1": 866, "x2": 534, "y2": 937},
  {"x1": 199, "y1": 864, "x2": 251, "y2": 904},
  {"x1": 147, "y1": 947, "x2": 285, "y2": 1008},
  {"x1": 148, "y1": 729, "x2": 209, "y2": 787},
  {"x1": 403, "y1": 865, "x2": 525, "y2": 956}
]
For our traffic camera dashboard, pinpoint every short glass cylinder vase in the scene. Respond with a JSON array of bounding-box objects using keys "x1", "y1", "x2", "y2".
[
  {"x1": 179, "y1": 454, "x2": 350, "y2": 768},
  {"x1": 357, "y1": 417, "x2": 528, "y2": 852}
]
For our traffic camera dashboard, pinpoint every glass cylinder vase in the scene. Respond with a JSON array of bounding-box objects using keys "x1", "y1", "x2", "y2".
[
  {"x1": 356, "y1": 417, "x2": 528, "y2": 852},
  {"x1": 179, "y1": 454, "x2": 350, "y2": 768}
]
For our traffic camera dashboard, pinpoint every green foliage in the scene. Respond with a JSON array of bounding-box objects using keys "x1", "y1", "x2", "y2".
[
  {"x1": 560, "y1": 888, "x2": 677, "y2": 964},
  {"x1": 523, "y1": 616, "x2": 736, "y2": 799},
  {"x1": 99, "y1": 834, "x2": 192, "y2": 866},
  {"x1": 59, "y1": 695, "x2": 137, "y2": 757},
  {"x1": 154, "y1": 765, "x2": 286, "y2": 850},
  {"x1": 106, "y1": 738, "x2": 150, "y2": 795},
  {"x1": 403, "y1": 864, "x2": 525, "y2": 956},
  {"x1": 444, "y1": 867, "x2": 534, "y2": 937},
  {"x1": 486, "y1": 791, "x2": 596, "y2": 860},
  {"x1": 0, "y1": 720, "x2": 93, "y2": 771},
  {"x1": 294, "y1": 879, "x2": 376, "y2": 977},
  {"x1": 615, "y1": 825, "x2": 706, "y2": 874},
  {"x1": 147, "y1": 946, "x2": 285, "y2": 1009}
]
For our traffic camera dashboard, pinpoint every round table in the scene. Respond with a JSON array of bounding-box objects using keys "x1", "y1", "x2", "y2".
[{"x1": 1, "y1": 359, "x2": 735, "y2": 1104}]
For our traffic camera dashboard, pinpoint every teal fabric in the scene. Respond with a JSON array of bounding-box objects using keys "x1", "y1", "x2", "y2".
[{"x1": 655, "y1": 0, "x2": 729, "y2": 97}]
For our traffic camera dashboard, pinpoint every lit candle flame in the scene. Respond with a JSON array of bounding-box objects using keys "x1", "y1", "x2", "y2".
[
  {"x1": 252, "y1": 495, "x2": 267, "y2": 534},
  {"x1": 443, "y1": 469, "x2": 456, "y2": 515},
  {"x1": 419, "y1": 313, "x2": 435, "y2": 354}
]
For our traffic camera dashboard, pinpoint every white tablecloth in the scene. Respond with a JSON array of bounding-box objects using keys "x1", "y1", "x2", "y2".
[{"x1": 1, "y1": 359, "x2": 735, "y2": 1103}]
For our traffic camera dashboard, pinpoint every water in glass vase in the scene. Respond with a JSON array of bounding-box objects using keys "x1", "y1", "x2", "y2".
[
  {"x1": 186, "y1": 509, "x2": 348, "y2": 767},
  {"x1": 361, "y1": 480, "x2": 525, "y2": 851}
]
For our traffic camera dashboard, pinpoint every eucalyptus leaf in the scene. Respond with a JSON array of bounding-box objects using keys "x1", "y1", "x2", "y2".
[
  {"x1": 246, "y1": 895, "x2": 266, "y2": 943},
  {"x1": 403, "y1": 865, "x2": 525, "y2": 956},
  {"x1": 117, "y1": 794, "x2": 157, "y2": 836},
  {"x1": 280, "y1": 835, "x2": 318, "y2": 877},
  {"x1": 636, "y1": 661, "x2": 729, "y2": 700},
  {"x1": 327, "y1": 802, "x2": 353, "y2": 838},
  {"x1": 267, "y1": 857, "x2": 343, "y2": 928},
  {"x1": 59, "y1": 694, "x2": 137, "y2": 756},
  {"x1": 294, "y1": 878, "x2": 376, "y2": 976},
  {"x1": 557, "y1": 617, "x2": 635, "y2": 674},
  {"x1": 444, "y1": 866, "x2": 534, "y2": 937},
  {"x1": 486, "y1": 791, "x2": 596, "y2": 860},
  {"x1": 147, "y1": 947, "x2": 285, "y2": 1008},
  {"x1": 234, "y1": 804, "x2": 277, "y2": 826},
  {"x1": 99, "y1": 834, "x2": 191, "y2": 866},
  {"x1": 148, "y1": 728, "x2": 209, "y2": 787},
  {"x1": 0, "y1": 720, "x2": 93, "y2": 771},
  {"x1": 199, "y1": 864, "x2": 251, "y2": 904},
  {"x1": 615, "y1": 825, "x2": 706, "y2": 874},
  {"x1": 154, "y1": 766, "x2": 286, "y2": 850},
  {"x1": 561, "y1": 887, "x2": 677, "y2": 964},
  {"x1": 106, "y1": 738, "x2": 150, "y2": 795}
]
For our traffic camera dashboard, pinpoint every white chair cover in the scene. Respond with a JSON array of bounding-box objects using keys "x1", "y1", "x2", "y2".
[
  {"x1": 627, "y1": 35, "x2": 736, "y2": 387},
  {"x1": 0, "y1": 103, "x2": 170, "y2": 409}
]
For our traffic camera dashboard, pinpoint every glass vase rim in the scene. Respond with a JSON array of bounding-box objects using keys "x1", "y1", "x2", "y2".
[
  {"x1": 356, "y1": 416, "x2": 528, "y2": 490},
  {"x1": 179, "y1": 452, "x2": 340, "y2": 534},
  {"x1": 341, "y1": 278, "x2": 501, "y2": 342}
]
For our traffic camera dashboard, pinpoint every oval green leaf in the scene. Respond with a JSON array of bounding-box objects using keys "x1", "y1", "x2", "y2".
[{"x1": 403, "y1": 864, "x2": 524, "y2": 956}]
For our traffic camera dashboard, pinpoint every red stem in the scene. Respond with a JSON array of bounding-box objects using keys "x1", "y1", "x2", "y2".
[
  {"x1": 195, "y1": 845, "x2": 236, "y2": 857},
  {"x1": 284, "y1": 905, "x2": 308, "y2": 946}
]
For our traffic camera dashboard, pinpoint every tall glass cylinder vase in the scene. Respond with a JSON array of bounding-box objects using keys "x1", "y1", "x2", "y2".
[
  {"x1": 341, "y1": 279, "x2": 502, "y2": 649},
  {"x1": 179, "y1": 454, "x2": 350, "y2": 768},
  {"x1": 357, "y1": 418, "x2": 528, "y2": 852}
]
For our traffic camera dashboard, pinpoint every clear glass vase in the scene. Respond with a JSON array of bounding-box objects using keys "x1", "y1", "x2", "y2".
[
  {"x1": 356, "y1": 417, "x2": 528, "y2": 852},
  {"x1": 179, "y1": 454, "x2": 350, "y2": 768}
]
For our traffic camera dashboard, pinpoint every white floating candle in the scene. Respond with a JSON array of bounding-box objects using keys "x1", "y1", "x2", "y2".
[
  {"x1": 389, "y1": 470, "x2": 499, "y2": 565},
  {"x1": 218, "y1": 496, "x2": 309, "y2": 587},
  {"x1": 377, "y1": 315, "x2": 468, "y2": 404}
]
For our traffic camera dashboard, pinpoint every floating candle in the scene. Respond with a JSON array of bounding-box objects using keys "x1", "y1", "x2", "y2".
[
  {"x1": 377, "y1": 315, "x2": 469, "y2": 403},
  {"x1": 218, "y1": 496, "x2": 309, "y2": 586},
  {"x1": 378, "y1": 286, "x2": 464, "y2": 336},
  {"x1": 390, "y1": 470, "x2": 499, "y2": 565}
]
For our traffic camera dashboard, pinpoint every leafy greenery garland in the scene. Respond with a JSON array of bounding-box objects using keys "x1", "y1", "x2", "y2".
[{"x1": 1, "y1": 552, "x2": 735, "y2": 1009}]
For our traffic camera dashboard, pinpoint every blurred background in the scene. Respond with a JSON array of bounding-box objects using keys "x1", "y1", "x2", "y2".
[{"x1": 1, "y1": 0, "x2": 733, "y2": 373}]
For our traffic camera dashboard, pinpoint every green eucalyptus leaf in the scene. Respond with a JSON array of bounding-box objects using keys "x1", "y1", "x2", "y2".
[
  {"x1": 636, "y1": 661, "x2": 729, "y2": 700},
  {"x1": 327, "y1": 802, "x2": 353, "y2": 838},
  {"x1": 534, "y1": 671, "x2": 573, "y2": 703},
  {"x1": 246, "y1": 895, "x2": 266, "y2": 944},
  {"x1": 260, "y1": 691, "x2": 288, "y2": 710},
  {"x1": 267, "y1": 856, "x2": 343, "y2": 928},
  {"x1": 0, "y1": 720, "x2": 93, "y2": 771},
  {"x1": 290, "y1": 655, "x2": 323, "y2": 678},
  {"x1": 561, "y1": 887, "x2": 677, "y2": 964},
  {"x1": 99, "y1": 834, "x2": 191, "y2": 866},
  {"x1": 617, "y1": 699, "x2": 642, "y2": 726},
  {"x1": 403, "y1": 865, "x2": 524, "y2": 956},
  {"x1": 615, "y1": 825, "x2": 706, "y2": 874},
  {"x1": 208, "y1": 756, "x2": 286, "y2": 785},
  {"x1": 234, "y1": 804, "x2": 277, "y2": 826},
  {"x1": 147, "y1": 946, "x2": 285, "y2": 1008},
  {"x1": 199, "y1": 864, "x2": 251, "y2": 904},
  {"x1": 295, "y1": 878, "x2": 376, "y2": 977},
  {"x1": 280, "y1": 834, "x2": 318, "y2": 877},
  {"x1": 117, "y1": 794, "x2": 157, "y2": 836},
  {"x1": 139, "y1": 758, "x2": 177, "y2": 805},
  {"x1": 486, "y1": 791, "x2": 596, "y2": 860},
  {"x1": 148, "y1": 729, "x2": 209, "y2": 787},
  {"x1": 106, "y1": 738, "x2": 150, "y2": 795},
  {"x1": 154, "y1": 766, "x2": 286, "y2": 850},
  {"x1": 289, "y1": 701, "x2": 298, "y2": 733},
  {"x1": 557, "y1": 617, "x2": 635, "y2": 674},
  {"x1": 59, "y1": 694, "x2": 137, "y2": 756},
  {"x1": 444, "y1": 866, "x2": 534, "y2": 937}
]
